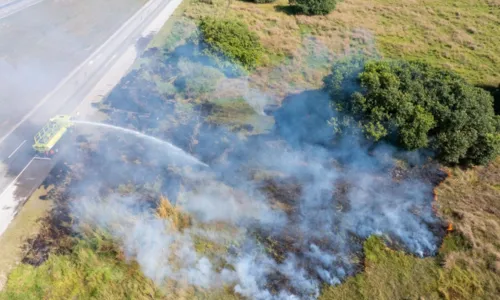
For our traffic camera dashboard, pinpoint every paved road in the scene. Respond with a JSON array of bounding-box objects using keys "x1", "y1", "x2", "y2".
[
  {"x1": 0, "y1": 0, "x2": 179, "y2": 235},
  {"x1": 0, "y1": 0, "x2": 146, "y2": 138},
  {"x1": 0, "y1": 0, "x2": 44, "y2": 20}
]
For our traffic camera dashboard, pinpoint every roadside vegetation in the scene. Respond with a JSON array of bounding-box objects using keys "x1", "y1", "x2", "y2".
[
  {"x1": 0, "y1": 236, "x2": 161, "y2": 300},
  {"x1": 0, "y1": 0, "x2": 498, "y2": 299}
]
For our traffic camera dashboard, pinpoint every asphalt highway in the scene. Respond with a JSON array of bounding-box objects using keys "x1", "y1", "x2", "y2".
[
  {"x1": 0, "y1": 0, "x2": 176, "y2": 235},
  {"x1": 0, "y1": 0, "x2": 44, "y2": 20}
]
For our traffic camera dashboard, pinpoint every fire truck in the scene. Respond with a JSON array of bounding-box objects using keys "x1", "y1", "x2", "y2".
[{"x1": 32, "y1": 115, "x2": 74, "y2": 157}]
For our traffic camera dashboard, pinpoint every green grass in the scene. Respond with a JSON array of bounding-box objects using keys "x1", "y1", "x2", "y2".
[
  {"x1": 146, "y1": 0, "x2": 195, "y2": 50},
  {"x1": 374, "y1": 0, "x2": 500, "y2": 86},
  {"x1": 206, "y1": 97, "x2": 275, "y2": 134},
  {"x1": 0, "y1": 238, "x2": 161, "y2": 300},
  {"x1": 320, "y1": 236, "x2": 485, "y2": 300},
  {"x1": 437, "y1": 233, "x2": 473, "y2": 260}
]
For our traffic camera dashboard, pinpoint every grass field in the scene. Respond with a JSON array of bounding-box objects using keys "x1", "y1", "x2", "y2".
[
  {"x1": 1, "y1": 0, "x2": 498, "y2": 298},
  {"x1": 321, "y1": 158, "x2": 500, "y2": 299},
  {"x1": 139, "y1": 0, "x2": 500, "y2": 298},
  {"x1": 184, "y1": 0, "x2": 499, "y2": 91}
]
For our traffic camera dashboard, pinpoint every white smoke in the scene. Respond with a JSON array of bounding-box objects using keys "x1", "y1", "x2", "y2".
[
  {"x1": 66, "y1": 24, "x2": 442, "y2": 298},
  {"x1": 71, "y1": 124, "x2": 440, "y2": 299}
]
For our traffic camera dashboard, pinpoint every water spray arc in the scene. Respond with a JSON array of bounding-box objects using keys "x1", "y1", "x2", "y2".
[{"x1": 73, "y1": 120, "x2": 208, "y2": 167}]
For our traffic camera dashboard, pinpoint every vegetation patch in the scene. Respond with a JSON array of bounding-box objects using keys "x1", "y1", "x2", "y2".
[
  {"x1": 251, "y1": 0, "x2": 277, "y2": 3},
  {"x1": 174, "y1": 59, "x2": 225, "y2": 98},
  {"x1": 199, "y1": 17, "x2": 264, "y2": 70},
  {"x1": 0, "y1": 237, "x2": 161, "y2": 300},
  {"x1": 320, "y1": 236, "x2": 486, "y2": 300},
  {"x1": 324, "y1": 58, "x2": 500, "y2": 166},
  {"x1": 292, "y1": 0, "x2": 340, "y2": 16},
  {"x1": 2, "y1": 0, "x2": 499, "y2": 299},
  {"x1": 205, "y1": 97, "x2": 274, "y2": 134}
]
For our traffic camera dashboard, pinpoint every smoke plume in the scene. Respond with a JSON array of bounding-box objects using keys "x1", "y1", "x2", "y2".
[{"x1": 67, "y1": 21, "x2": 443, "y2": 299}]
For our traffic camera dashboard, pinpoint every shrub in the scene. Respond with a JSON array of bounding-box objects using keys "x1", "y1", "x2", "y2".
[
  {"x1": 294, "y1": 0, "x2": 338, "y2": 15},
  {"x1": 174, "y1": 58, "x2": 224, "y2": 97},
  {"x1": 324, "y1": 58, "x2": 500, "y2": 166},
  {"x1": 198, "y1": 17, "x2": 264, "y2": 70}
]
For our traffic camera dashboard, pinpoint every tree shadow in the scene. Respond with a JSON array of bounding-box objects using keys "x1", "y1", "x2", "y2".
[
  {"x1": 272, "y1": 89, "x2": 335, "y2": 147},
  {"x1": 477, "y1": 84, "x2": 500, "y2": 115},
  {"x1": 274, "y1": 5, "x2": 302, "y2": 15}
]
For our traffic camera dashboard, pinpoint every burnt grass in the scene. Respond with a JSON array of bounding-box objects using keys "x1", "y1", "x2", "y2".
[
  {"x1": 22, "y1": 161, "x2": 75, "y2": 266},
  {"x1": 21, "y1": 44, "x2": 450, "y2": 293}
]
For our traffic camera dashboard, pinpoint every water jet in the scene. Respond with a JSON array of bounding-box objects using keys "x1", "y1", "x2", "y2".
[{"x1": 73, "y1": 120, "x2": 208, "y2": 167}]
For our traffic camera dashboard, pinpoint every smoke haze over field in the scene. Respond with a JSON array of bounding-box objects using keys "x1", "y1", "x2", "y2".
[
  {"x1": 71, "y1": 101, "x2": 442, "y2": 299},
  {"x1": 68, "y1": 25, "x2": 444, "y2": 299}
]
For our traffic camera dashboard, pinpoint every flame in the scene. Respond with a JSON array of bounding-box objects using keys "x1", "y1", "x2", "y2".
[{"x1": 447, "y1": 223, "x2": 453, "y2": 232}]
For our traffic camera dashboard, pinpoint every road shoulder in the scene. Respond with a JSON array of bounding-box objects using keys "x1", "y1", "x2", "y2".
[{"x1": 0, "y1": 185, "x2": 53, "y2": 290}]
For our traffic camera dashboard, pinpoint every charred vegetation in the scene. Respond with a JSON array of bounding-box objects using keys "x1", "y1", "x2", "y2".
[{"x1": 14, "y1": 29, "x2": 461, "y2": 299}]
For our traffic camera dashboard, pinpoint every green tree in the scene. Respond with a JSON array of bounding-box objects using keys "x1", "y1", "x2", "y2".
[
  {"x1": 198, "y1": 17, "x2": 264, "y2": 70},
  {"x1": 293, "y1": 0, "x2": 339, "y2": 15},
  {"x1": 324, "y1": 58, "x2": 500, "y2": 165}
]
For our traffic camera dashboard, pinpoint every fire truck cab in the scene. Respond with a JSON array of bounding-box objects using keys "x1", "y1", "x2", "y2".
[{"x1": 32, "y1": 115, "x2": 74, "y2": 157}]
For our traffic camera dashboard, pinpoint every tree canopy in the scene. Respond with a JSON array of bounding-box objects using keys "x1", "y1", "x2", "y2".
[
  {"x1": 294, "y1": 0, "x2": 339, "y2": 16},
  {"x1": 324, "y1": 58, "x2": 500, "y2": 165}
]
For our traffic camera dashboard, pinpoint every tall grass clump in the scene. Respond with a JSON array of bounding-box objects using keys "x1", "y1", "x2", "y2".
[{"x1": 156, "y1": 195, "x2": 192, "y2": 231}]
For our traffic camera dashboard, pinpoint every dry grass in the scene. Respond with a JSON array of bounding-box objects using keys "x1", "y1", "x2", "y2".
[
  {"x1": 435, "y1": 157, "x2": 500, "y2": 290},
  {"x1": 182, "y1": 0, "x2": 499, "y2": 94},
  {"x1": 156, "y1": 195, "x2": 192, "y2": 231},
  {"x1": 321, "y1": 158, "x2": 500, "y2": 299},
  {"x1": 155, "y1": 194, "x2": 239, "y2": 299}
]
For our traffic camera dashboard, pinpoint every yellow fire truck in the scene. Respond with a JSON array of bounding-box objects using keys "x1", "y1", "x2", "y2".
[{"x1": 32, "y1": 115, "x2": 73, "y2": 157}]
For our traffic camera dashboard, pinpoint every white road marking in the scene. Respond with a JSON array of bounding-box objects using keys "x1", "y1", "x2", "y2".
[
  {"x1": 7, "y1": 139, "x2": 26, "y2": 159},
  {"x1": 103, "y1": 58, "x2": 113, "y2": 68},
  {"x1": 33, "y1": 157, "x2": 51, "y2": 161},
  {"x1": 0, "y1": 0, "x2": 44, "y2": 20}
]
